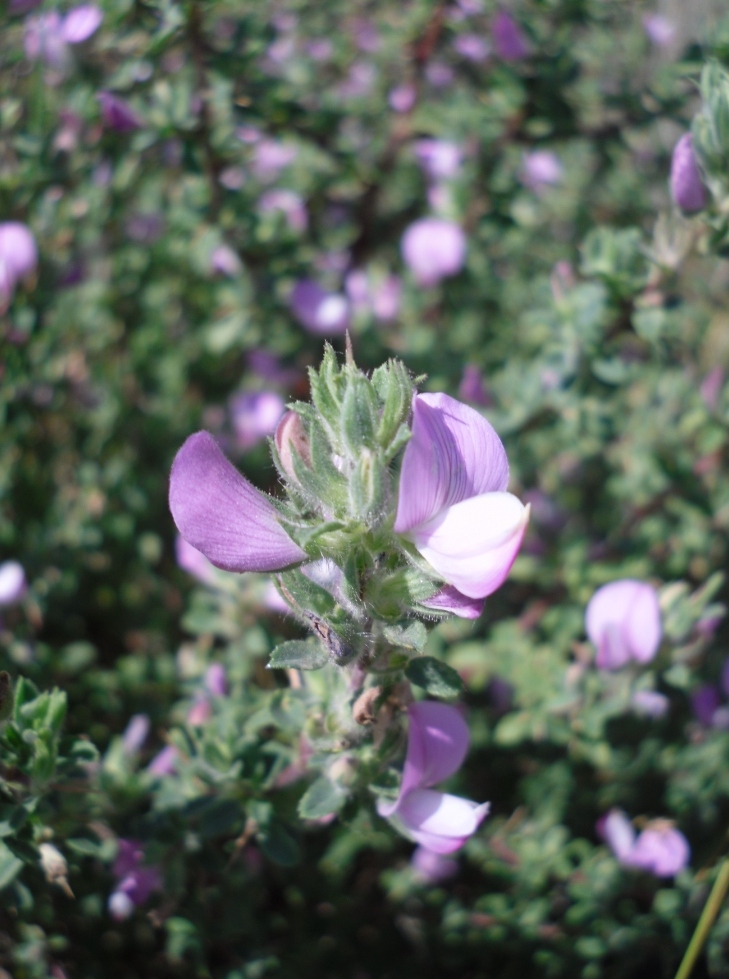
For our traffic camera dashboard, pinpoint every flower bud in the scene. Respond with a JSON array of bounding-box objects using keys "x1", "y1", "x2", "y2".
[
  {"x1": 274, "y1": 410, "x2": 311, "y2": 483},
  {"x1": 670, "y1": 133, "x2": 707, "y2": 213}
]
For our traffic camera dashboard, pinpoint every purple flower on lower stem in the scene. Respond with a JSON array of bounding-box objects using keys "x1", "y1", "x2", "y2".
[
  {"x1": 378, "y1": 702, "x2": 489, "y2": 853},
  {"x1": 169, "y1": 431, "x2": 306, "y2": 573},
  {"x1": 108, "y1": 840, "x2": 162, "y2": 920},
  {"x1": 401, "y1": 218, "x2": 467, "y2": 286},
  {"x1": 670, "y1": 134, "x2": 707, "y2": 214},
  {"x1": 585, "y1": 580, "x2": 662, "y2": 670},
  {"x1": 395, "y1": 394, "x2": 529, "y2": 610},
  {"x1": 229, "y1": 391, "x2": 285, "y2": 450},
  {"x1": 492, "y1": 11, "x2": 529, "y2": 61},
  {"x1": 290, "y1": 280, "x2": 350, "y2": 335},
  {"x1": 97, "y1": 92, "x2": 143, "y2": 133},
  {"x1": 602, "y1": 810, "x2": 690, "y2": 877},
  {"x1": 0, "y1": 561, "x2": 27, "y2": 606}
]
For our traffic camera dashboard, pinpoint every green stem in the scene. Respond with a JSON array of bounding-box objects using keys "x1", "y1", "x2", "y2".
[{"x1": 674, "y1": 858, "x2": 729, "y2": 979}]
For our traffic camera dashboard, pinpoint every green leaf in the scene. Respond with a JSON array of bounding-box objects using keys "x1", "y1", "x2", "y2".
[
  {"x1": 268, "y1": 639, "x2": 328, "y2": 671},
  {"x1": 257, "y1": 820, "x2": 300, "y2": 866},
  {"x1": 298, "y1": 777, "x2": 347, "y2": 820},
  {"x1": 405, "y1": 657, "x2": 463, "y2": 699},
  {"x1": 383, "y1": 621, "x2": 428, "y2": 652},
  {"x1": 0, "y1": 841, "x2": 23, "y2": 891}
]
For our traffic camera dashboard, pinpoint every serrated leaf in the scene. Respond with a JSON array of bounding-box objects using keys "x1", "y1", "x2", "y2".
[
  {"x1": 383, "y1": 621, "x2": 428, "y2": 652},
  {"x1": 269, "y1": 639, "x2": 328, "y2": 671},
  {"x1": 298, "y1": 777, "x2": 347, "y2": 820},
  {"x1": 405, "y1": 657, "x2": 463, "y2": 699}
]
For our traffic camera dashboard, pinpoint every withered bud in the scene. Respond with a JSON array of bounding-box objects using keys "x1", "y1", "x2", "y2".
[
  {"x1": 39, "y1": 843, "x2": 74, "y2": 897},
  {"x1": 275, "y1": 410, "x2": 311, "y2": 481},
  {"x1": 353, "y1": 685, "x2": 383, "y2": 725}
]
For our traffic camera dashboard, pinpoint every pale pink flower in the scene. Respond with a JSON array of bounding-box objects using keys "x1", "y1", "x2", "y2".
[
  {"x1": 521, "y1": 151, "x2": 563, "y2": 190},
  {"x1": 205, "y1": 663, "x2": 228, "y2": 697},
  {"x1": 411, "y1": 846, "x2": 458, "y2": 883},
  {"x1": 453, "y1": 34, "x2": 490, "y2": 62},
  {"x1": 61, "y1": 5, "x2": 102, "y2": 43},
  {"x1": 259, "y1": 189, "x2": 308, "y2": 232},
  {"x1": 229, "y1": 390, "x2": 285, "y2": 450},
  {"x1": 121, "y1": 714, "x2": 150, "y2": 756},
  {"x1": 389, "y1": 84, "x2": 417, "y2": 113},
  {"x1": 602, "y1": 810, "x2": 690, "y2": 877},
  {"x1": 210, "y1": 244, "x2": 242, "y2": 277},
  {"x1": 378, "y1": 702, "x2": 489, "y2": 853},
  {"x1": 414, "y1": 140, "x2": 462, "y2": 182},
  {"x1": 290, "y1": 280, "x2": 350, "y2": 335},
  {"x1": 585, "y1": 580, "x2": 662, "y2": 670},
  {"x1": 642, "y1": 14, "x2": 676, "y2": 48},
  {"x1": 0, "y1": 560, "x2": 27, "y2": 605},
  {"x1": 147, "y1": 745, "x2": 179, "y2": 777},
  {"x1": 670, "y1": 134, "x2": 707, "y2": 214},
  {"x1": 0, "y1": 223, "x2": 37, "y2": 309},
  {"x1": 395, "y1": 394, "x2": 528, "y2": 607},
  {"x1": 401, "y1": 218, "x2": 467, "y2": 286}
]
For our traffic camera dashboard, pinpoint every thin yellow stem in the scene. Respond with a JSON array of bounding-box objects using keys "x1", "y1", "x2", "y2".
[{"x1": 674, "y1": 858, "x2": 729, "y2": 979}]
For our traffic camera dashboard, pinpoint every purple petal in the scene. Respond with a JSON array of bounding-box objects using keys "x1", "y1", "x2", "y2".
[
  {"x1": 624, "y1": 825, "x2": 690, "y2": 877},
  {"x1": 585, "y1": 580, "x2": 662, "y2": 669},
  {"x1": 147, "y1": 745, "x2": 178, "y2": 777},
  {"x1": 169, "y1": 431, "x2": 306, "y2": 573},
  {"x1": 602, "y1": 809, "x2": 636, "y2": 861},
  {"x1": 401, "y1": 218, "x2": 466, "y2": 286},
  {"x1": 631, "y1": 690, "x2": 669, "y2": 719},
  {"x1": 420, "y1": 586, "x2": 485, "y2": 619},
  {"x1": 0, "y1": 560, "x2": 27, "y2": 605},
  {"x1": 113, "y1": 839, "x2": 144, "y2": 879},
  {"x1": 0, "y1": 223, "x2": 37, "y2": 281},
  {"x1": 411, "y1": 846, "x2": 458, "y2": 883},
  {"x1": 492, "y1": 10, "x2": 529, "y2": 61},
  {"x1": 121, "y1": 714, "x2": 150, "y2": 755},
  {"x1": 396, "y1": 789, "x2": 490, "y2": 853},
  {"x1": 379, "y1": 702, "x2": 470, "y2": 818},
  {"x1": 290, "y1": 279, "x2": 349, "y2": 335},
  {"x1": 61, "y1": 4, "x2": 102, "y2": 43},
  {"x1": 691, "y1": 684, "x2": 720, "y2": 727},
  {"x1": 670, "y1": 133, "x2": 707, "y2": 214},
  {"x1": 412, "y1": 493, "x2": 529, "y2": 600},
  {"x1": 395, "y1": 393, "x2": 510, "y2": 534},
  {"x1": 205, "y1": 663, "x2": 228, "y2": 697}
]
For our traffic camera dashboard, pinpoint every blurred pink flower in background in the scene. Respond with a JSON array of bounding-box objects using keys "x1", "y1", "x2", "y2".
[
  {"x1": 147, "y1": 744, "x2": 179, "y2": 777},
  {"x1": 670, "y1": 133, "x2": 707, "y2": 214},
  {"x1": 251, "y1": 140, "x2": 297, "y2": 180},
  {"x1": 642, "y1": 13, "x2": 676, "y2": 48},
  {"x1": 121, "y1": 713, "x2": 150, "y2": 756},
  {"x1": 0, "y1": 223, "x2": 37, "y2": 310},
  {"x1": 631, "y1": 690, "x2": 669, "y2": 719},
  {"x1": 700, "y1": 366, "x2": 724, "y2": 411},
  {"x1": 389, "y1": 84, "x2": 417, "y2": 113},
  {"x1": 378, "y1": 701, "x2": 489, "y2": 853},
  {"x1": 345, "y1": 269, "x2": 402, "y2": 322},
  {"x1": 601, "y1": 810, "x2": 690, "y2": 877},
  {"x1": 259, "y1": 189, "x2": 308, "y2": 232},
  {"x1": 229, "y1": 390, "x2": 286, "y2": 450},
  {"x1": 210, "y1": 244, "x2": 242, "y2": 277},
  {"x1": 108, "y1": 840, "x2": 163, "y2": 920},
  {"x1": 492, "y1": 10, "x2": 529, "y2": 61},
  {"x1": 585, "y1": 579, "x2": 662, "y2": 670},
  {"x1": 0, "y1": 560, "x2": 27, "y2": 606},
  {"x1": 521, "y1": 150, "x2": 563, "y2": 191},
  {"x1": 25, "y1": 5, "x2": 101, "y2": 68},
  {"x1": 411, "y1": 846, "x2": 458, "y2": 883},
  {"x1": 97, "y1": 92, "x2": 142, "y2": 132},
  {"x1": 453, "y1": 34, "x2": 490, "y2": 62},
  {"x1": 175, "y1": 534, "x2": 217, "y2": 585},
  {"x1": 458, "y1": 365, "x2": 493, "y2": 407},
  {"x1": 205, "y1": 663, "x2": 228, "y2": 698},
  {"x1": 61, "y1": 4, "x2": 102, "y2": 43},
  {"x1": 425, "y1": 63, "x2": 455, "y2": 88},
  {"x1": 395, "y1": 393, "x2": 528, "y2": 604},
  {"x1": 290, "y1": 280, "x2": 350, "y2": 334},
  {"x1": 414, "y1": 140, "x2": 462, "y2": 182},
  {"x1": 401, "y1": 218, "x2": 467, "y2": 286}
]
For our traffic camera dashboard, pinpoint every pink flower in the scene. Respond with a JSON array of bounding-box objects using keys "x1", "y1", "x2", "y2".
[
  {"x1": 147, "y1": 745, "x2": 178, "y2": 777},
  {"x1": 585, "y1": 580, "x2": 662, "y2": 670},
  {"x1": 395, "y1": 394, "x2": 529, "y2": 608},
  {"x1": 631, "y1": 690, "x2": 669, "y2": 719},
  {"x1": 251, "y1": 140, "x2": 297, "y2": 180},
  {"x1": 389, "y1": 84, "x2": 417, "y2": 113},
  {"x1": 187, "y1": 696, "x2": 212, "y2": 726},
  {"x1": 401, "y1": 218, "x2": 467, "y2": 286},
  {"x1": 344, "y1": 269, "x2": 401, "y2": 322},
  {"x1": 378, "y1": 702, "x2": 489, "y2": 853},
  {"x1": 97, "y1": 92, "x2": 142, "y2": 133},
  {"x1": 210, "y1": 244, "x2": 242, "y2": 277},
  {"x1": 521, "y1": 151, "x2": 563, "y2": 190},
  {"x1": 0, "y1": 223, "x2": 37, "y2": 308},
  {"x1": 642, "y1": 13, "x2": 676, "y2": 48},
  {"x1": 411, "y1": 846, "x2": 458, "y2": 883},
  {"x1": 229, "y1": 390, "x2": 286, "y2": 450},
  {"x1": 492, "y1": 11, "x2": 529, "y2": 61},
  {"x1": 24, "y1": 11, "x2": 68, "y2": 67},
  {"x1": 108, "y1": 840, "x2": 162, "y2": 919},
  {"x1": 413, "y1": 140, "x2": 462, "y2": 182},
  {"x1": 205, "y1": 663, "x2": 228, "y2": 697},
  {"x1": 670, "y1": 133, "x2": 707, "y2": 214},
  {"x1": 61, "y1": 5, "x2": 102, "y2": 43},
  {"x1": 0, "y1": 560, "x2": 27, "y2": 606},
  {"x1": 121, "y1": 714, "x2": 150, "y2": 756},
  {"x1": 169, "y1": 431, "x2": 306, "y2": 573},
  {"x1": 602, "y1": 810, "x2": 690, "y2": 877},
  {"x1": 259, "y1": 189, "x2": 308, "y2": 232},
  {"x1": 290, "y1": 280, "x2": 350, "y2": 335},
  {"x1": 453, "y1": 34, "x2": 490, "y2": 62}
]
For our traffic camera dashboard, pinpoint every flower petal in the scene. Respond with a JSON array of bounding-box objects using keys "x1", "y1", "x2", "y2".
[
  {"x1": 602, "y1": 809, "x2": 636, "y2": 861},
  {"x1": 397, "y1": 789, "x2": 489, "y2": 853},
  {"x1": 378, "y1": 701, "x2": 470, "y2": 817},
  {"x1": 626, "y1": 827, "x2": 690, "y2": 877},
  {"x1": 169, "y1": 431, "x2": 306, "y2": 573},
  {"x1": 585, "y1": 580, "x2": 661, "y2": 667},
  {"x1": 412, "y1": 493, "x2": 528, "y2": 599},
  {"x1": 420, "y1": 586, "x2": 485, "y2": 620},
  {"x1": 394, "y1": 393, "x2": 510, "y2": 535}
]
